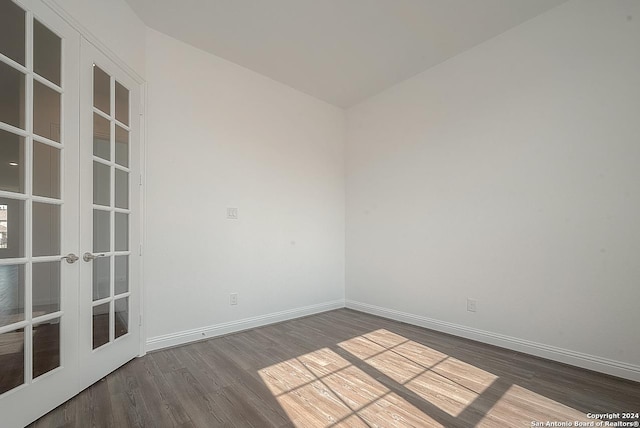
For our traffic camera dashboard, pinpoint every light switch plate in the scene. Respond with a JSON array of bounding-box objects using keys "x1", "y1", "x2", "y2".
[{"x1": 227, "y1": 207, "x2": 238, "y2": 219}]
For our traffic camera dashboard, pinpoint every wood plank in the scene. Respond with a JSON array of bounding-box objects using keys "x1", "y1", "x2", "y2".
[{"x1": 28, "y1": 309, "x2": 640, "y2": 427}]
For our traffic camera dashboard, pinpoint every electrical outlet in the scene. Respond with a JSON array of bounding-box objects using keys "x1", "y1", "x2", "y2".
[
  {"x1": 467, "y1": 298, "x2": 477, "y2": 313},
  {"x1": 230, "y1": 293, "x2": 238, "y2": 305}
]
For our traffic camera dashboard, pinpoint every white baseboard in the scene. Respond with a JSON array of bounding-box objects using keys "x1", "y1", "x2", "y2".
[
  {"x1": 146, "y1": 299, "x2": 345, "y2": 352},
  {"x1": 346, "y1": 300, "x2": 640, "y2": 383}
]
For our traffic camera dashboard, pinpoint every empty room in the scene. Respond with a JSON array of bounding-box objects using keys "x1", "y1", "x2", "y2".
[{"x1": 0, "y1": 0, "x2": 639, "y2": 426}]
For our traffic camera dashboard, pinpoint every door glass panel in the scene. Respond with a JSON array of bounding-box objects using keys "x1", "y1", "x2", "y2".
[
  {"x1": 32, "y1": 261, "x2": 60, "y2": 316},
  {"x1": 115, "y1": 169, "x2": 128, "y2": 209},
  {"x1": 33, "y1": 318, "x2": 60, "y2": 378},
  {"x1": 32, "y1": 202, "x2": 60, "y2": 257},
  {"x1": 0, "y1": 198, "x2": 25, "y2": 257},
  {"x1": 93, "y1": 65, "x2": 110, "y2": 115},
  {"x1": 33, "y1": 141, "x2": 60, "y2": 199},
  {"x1": 92, "y1": 302, "x2": 109, "y2": 349},
  {"x1": 114, "y1": 297, "x2": 128, "y2": 339},
  {"x1": 115, "y1": 125, "x2": 128, "y2": 167},
  {"x1": 93, "y1": 113, "x2": 110, "y2": 160},
  {"x1": 0, "y1": 328, "x2": 24, "y2": 395},
  {"x1": 93, "y1": 210, "x2": 110, "y2": 253},
  {"x1": 33, "y1": 81, "x2": 60, "y2": 142},
  {"x1": 0, "y1": 264, "x2": 25, "y2": 327},
  {"x1": 115, "y1": 213, "x2": 128, "y2": 251},
  {"x1": 115, "y1": 81, "x2": 129, "y2": 126},
  {"x1": 114, "y1": 255, "x2": 128, "y2": 295},
  {"x1": 0, "y1": 129, "x2": 25, "y2": 193},
  {"x1": 0, "y1": 61, "x2": 26, "y2": 129},
  {"x1": 93, "y1": 161, "x2": 110, "y2": 206},
  {"x1": 33, "y1": 20, "x2": 61, "y2": 86},
  {"x1": 0, "y1": 1, "x2": 26, "y2": 65},
  {"x1": 92, "y1": 256, "x2": 110, "y2": 301}
]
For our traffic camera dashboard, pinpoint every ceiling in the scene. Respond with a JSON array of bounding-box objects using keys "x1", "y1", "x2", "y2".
[{"x1": 125, "y1": 0, "x2": 566, "y2": 108}]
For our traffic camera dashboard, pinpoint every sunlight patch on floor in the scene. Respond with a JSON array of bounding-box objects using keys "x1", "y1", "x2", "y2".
[
  {"x1": 258, "y1": 348, "x2": 392, "y2": 426},
  {"x1": 339, "y1": 329, "x2": 498, "y2": 417},
  {"x1": 477, "y1": 384, "x2": 592, "y2": 427},
  {"x1": 258, "y1": 329, "x2": 587, "y2": 427},
  {"x1": 296, "y1": 347, "x2": 351, "y2": 378},
  {"x1": 405, "y1": 369, "x2": 482, "y2": 417},
  {"x1": 430, "y1": 357, "x2": 498, "y2": 394},
  {"x1": 336, "y1": 335, "x2": 386, "y2": 360}
]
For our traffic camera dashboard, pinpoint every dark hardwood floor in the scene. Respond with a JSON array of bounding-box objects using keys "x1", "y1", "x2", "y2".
[{"x1": 29, "y1": 309, "x2": 640, "y2": 427}]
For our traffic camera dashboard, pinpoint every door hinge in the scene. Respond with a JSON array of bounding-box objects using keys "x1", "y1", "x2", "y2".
[
  {"x1": 139, "y1": 243, "x2": 143, "y2": 256},
  {"x1": 139, "y1": 173, "x2": 143, "y2": 186},
  {"x1": 139, "y1": 315, "x2": 143, "y2": 327}
]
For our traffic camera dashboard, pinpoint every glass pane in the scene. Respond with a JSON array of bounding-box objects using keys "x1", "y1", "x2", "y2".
[
  {"x1": 93, "y1": 161, "x2": 110, "y2": 206},
  {"x1": 0, "y1": 1, "x2": 26, "y2": 65},
  {"x1": 0, "y1": 61, "x2": 26, "y2": 129},
  {"x1": 0, "y1": 264, "x2": 25, "y2": 327},
  {"x1": 115, "y1": 213, "x2": 128, "y2": 251},
  {"x1": 92, "y1": 256, "x2": 110, "y2": 301},
  {"x1": 115, "y1": 81, "x2": 129, "y2": 126},
  {"x1": 93, "y1": 66, "x2": 110, "y2": 115},
  {"x1": 114, "y1": 297, "x2": 128, "y2": 339},
  {"x1": 0, "y1": 198, "x2": 25, "y2": 257},
  {"x1": 33, "y1": 20, "x2": 61, "y2": 86},
  {"x1": 33, "y1": 141, "x2": 60, "y2": 199},
  {"x1": 32, "y1": 261, "x2": 60, "y2": 316},
  {"x1": 33, "y1": 81, "x2": 61, "y2": 142},
  {"x1": 32, "y1": 202, "x2": 60, "y2": 257},
  {"x1": 92, "y1": 302, "x2": 109, "y2": 349},
  {"x1": 115, "y1": 169, "x2": 128, "y2": 209},
  {"x1": 0, "y1": 129, "x2": 25, "y2": 193},
  {"x1": 93, "y1": 210, "x2": 110, "y2": 253},
  {"x1": 115, "y1": 125, "x2": 128, "y2": 167},
  {"x1": 33, "y1": 318, "x2": 60, "y2": 378},
  {"x1": 0, "y1": 328, "x2": 24, "y2": 395},
  {"x1": 114, "y1": 255, "x2": 128, "y2": 295},
  {"x1": 93, "y1": 113, "x2": 110, "y2": 160}
]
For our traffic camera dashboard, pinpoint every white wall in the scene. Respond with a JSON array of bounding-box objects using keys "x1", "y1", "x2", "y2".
[
  {"x1": 51, "y1": 0, "x2": 146, "y2": 77},
  {"x1": 48, "y1": 0, "x2": 639, "y2": 378},
  {"x1": 144, "y1": 28, "x2": 345, "y2": 341},
  {"x1": 346, "y1": 0, "x2": 640, "y2": 376}
]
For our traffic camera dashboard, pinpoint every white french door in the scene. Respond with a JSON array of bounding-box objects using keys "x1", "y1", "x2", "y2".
[
  {"x1": 0, "y1": 1, "x2": 80, "y2": 426},
  {"x1": 0, "y1": 1, "x2": 141, "y2": 426},
  {"x1": 77, "y1": 38, "x2": 141, "y2": 388}
]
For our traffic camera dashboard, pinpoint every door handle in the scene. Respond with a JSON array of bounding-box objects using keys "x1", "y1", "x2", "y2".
[
  {"x1": 83, "y1": 252, "x2": 106, "y2": 262},
  {"x1": 61, "y1": 253, "x2": 80, "y2": 264}
]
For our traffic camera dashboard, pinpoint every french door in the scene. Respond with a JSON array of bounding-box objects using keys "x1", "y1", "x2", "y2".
[
  {"x1": 0, "y1": 1, "x2": 141, "y2": 426},
  {"x1": 77, "y1": 38, "x2": 141, "y2": 389}
]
